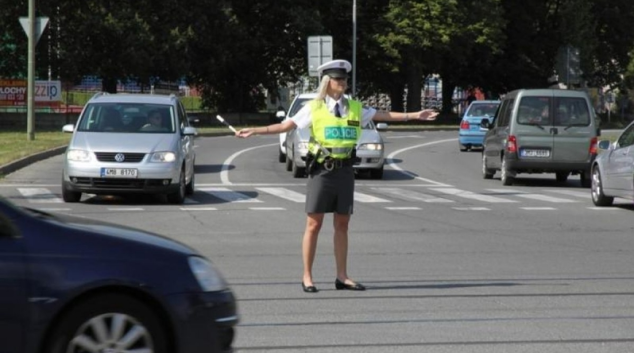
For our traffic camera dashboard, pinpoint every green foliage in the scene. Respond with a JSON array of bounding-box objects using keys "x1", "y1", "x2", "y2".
[{"x1": 1, "y1": 0, "x2": 633, "y2": 114}]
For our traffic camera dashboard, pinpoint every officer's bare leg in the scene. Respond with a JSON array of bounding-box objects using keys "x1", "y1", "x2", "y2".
[
  {"x1": 333, "y1": 213, "x2": 352, "y2": 283},
  {"x1": 303, "y1": 213, "x2": 324, "y2": 286}
]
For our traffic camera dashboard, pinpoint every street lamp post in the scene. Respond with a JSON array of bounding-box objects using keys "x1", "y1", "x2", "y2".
[
  {"x1": 27, "y1": 0, "x2": 36, "y2": 141},
  {"x1": 352, "y1": 0, "x2": 357, "y2": 98}
]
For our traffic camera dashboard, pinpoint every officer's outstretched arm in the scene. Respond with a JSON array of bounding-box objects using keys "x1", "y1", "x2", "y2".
[
  {"x1": 236, "y1": 119, "x2": 297, "y2": 138},
  {"x1": 372, "y1": 109, "x2": 438, "y2": 122}
]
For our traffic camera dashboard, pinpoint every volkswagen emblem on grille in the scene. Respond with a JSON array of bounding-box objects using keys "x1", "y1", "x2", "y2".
[{"x1": 114, "y1": 153, "x2": 125, "y2": 162}]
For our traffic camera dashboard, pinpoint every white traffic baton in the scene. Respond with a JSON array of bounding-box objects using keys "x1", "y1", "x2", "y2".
[{"x1": 216, "y1": 115, "x2": 237, "y2": 133}]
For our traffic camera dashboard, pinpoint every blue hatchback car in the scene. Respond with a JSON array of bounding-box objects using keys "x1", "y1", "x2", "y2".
[
  {"x1": 459, "y1": 100, "x2": 500, "y2": 151},
  {"x1": 0, "y1": 196, "x2": 237, "y2": 353}
]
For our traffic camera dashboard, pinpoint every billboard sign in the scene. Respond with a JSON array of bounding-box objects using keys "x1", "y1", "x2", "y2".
[{"x1": 0, "y1": 79, "x2": 62, "y2": 106}]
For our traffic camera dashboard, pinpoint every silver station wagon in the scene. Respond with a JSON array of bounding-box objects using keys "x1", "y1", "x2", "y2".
[{"x1": 62, "y1": 93, "x2": 197, "y2": 204}]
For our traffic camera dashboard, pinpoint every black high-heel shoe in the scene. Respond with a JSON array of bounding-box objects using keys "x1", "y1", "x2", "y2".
[
  {"x1": 302, "y1": 282, "x2": 318, "y2": 293},
  {"x1": 335, "y1": 278, "x2": 366, "y2": 291}
]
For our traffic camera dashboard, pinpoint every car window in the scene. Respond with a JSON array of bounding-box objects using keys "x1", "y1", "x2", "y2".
[
  {"x1": 617, "y1": 124, "x2": 634, "y2": 149},
  {"x1": 178, "y1": 101, "x2": 188, "y2": 130},
  {"x1": 517, "y1": 96, "x2": 551, "y2": 125},
  {"x1": 495, "y1": 99, "x2": 513, "y2": 127},
  {"x1": 467, "y1": 103, "x2": 499, "y2": 117},
  {"x1": 553, "y1": 97, "x2": 590, "y2": 126},
  {"x1": 77, "y1": 103, "x2": 175, "y2": 133},
  {"x1": 288, "y1": 98, "x2": 311, "y2": 117}
]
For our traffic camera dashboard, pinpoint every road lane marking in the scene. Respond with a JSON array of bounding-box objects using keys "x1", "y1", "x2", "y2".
[
  {"x1": 452, "y1": 207, "x2": 490, "y2": 211},
  {"x1": 180, "y1": 207, "x2": 218, "y2": 211},
  {"x1": 198, "y1": 187, "x2": 263, "y2": 203},
  {"x1": 221, "y1": 143, "x2": 278, "y2": 185},
  {"x1": 354, "y1": 191, "x2": 391, "y2": 203},
  {"x1": 385, "y1": 206, "x2": 421, "y2": 210},
  {"x1": 487, "y1": 189, "x2": 577, "y2": 203},
  {"x1": 386, "y1": 138, "x2": 456, "y2": 187},
  {"x1": 371, "y1": 187, "x2": 454, "y2": 203},
  {"x1": 431, "y1": 188, "x2": 518, "y2": 203},
  {"x1": 249, "y1": 207, "x2": 286, "y2": 211},
  {"x1": 18, "y1": 188, "x2": 62, "y2": 203},
  {"x1": 520, "y1": 207, "x2": 557, "y2": 210},
  {"x1": 257, "y1": 187, "x2": 305, "y2": 203}
]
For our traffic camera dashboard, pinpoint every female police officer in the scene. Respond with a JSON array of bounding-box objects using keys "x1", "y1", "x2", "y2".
[{"x1": 236, "y1": 59, "x2": 438, "y2": 293}]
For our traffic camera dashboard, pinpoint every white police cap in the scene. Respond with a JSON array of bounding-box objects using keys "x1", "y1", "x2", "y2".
[{"x1": 318, "y1": 59, "x2": 352, "y2": 78}]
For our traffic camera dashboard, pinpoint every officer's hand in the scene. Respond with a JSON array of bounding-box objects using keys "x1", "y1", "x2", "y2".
[
  {"x1": 236, "y1": 129, "x2": 255, "y2": 138},
  {"x1": 415, "y1": 109, "x2": 439, "y2": 121}
]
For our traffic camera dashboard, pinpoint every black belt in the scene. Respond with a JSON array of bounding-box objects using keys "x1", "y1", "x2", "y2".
[{"x1": 320, "y1": 158, "x2": 355, "y2": 171}]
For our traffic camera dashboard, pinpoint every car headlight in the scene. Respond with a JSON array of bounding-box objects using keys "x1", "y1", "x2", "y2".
[
  {"x1": 357, "y1": 143, "x2": 383, "y2": 151},
  {"x1": 297, "y1": 142, "x2": 309, "y2": 151},
  {"x1": 66, "y1": 149, "x2": 91, "y2": 162},
  {"x1": 188, "y1": 257, "x2": 228, "y2": 292},
  {"x1": 150, "y1": 152, "x2": 176, "y2": 162}
]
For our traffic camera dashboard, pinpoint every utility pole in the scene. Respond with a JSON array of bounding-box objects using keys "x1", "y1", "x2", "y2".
[
  {"x1": 27, "y1": 0, "x2": 36, "y2": 141},
  {"x1": 352, "y1": 0, "x2": 357, "y2": 98}
]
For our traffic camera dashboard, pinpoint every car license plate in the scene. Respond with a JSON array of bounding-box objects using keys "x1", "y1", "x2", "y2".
[
  {"x1": 100, "y1": 168, "x2": 138, "y2": 178},
  {"x1": 520, "y1": 149, "x2": 550, "y2": 158}
]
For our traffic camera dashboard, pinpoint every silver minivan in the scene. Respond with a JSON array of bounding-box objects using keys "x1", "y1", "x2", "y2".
[
  {"x1": 61, "y1": 93, "x2": 197, "y2": 204},
  {"x1": 481, "y1": 89, "x2": 599, "y2": 187}
]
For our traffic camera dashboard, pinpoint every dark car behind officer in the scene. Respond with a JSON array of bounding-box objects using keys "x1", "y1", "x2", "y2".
[{"x1": 236, "y1": 59, "x2": 438, "y2": 293}]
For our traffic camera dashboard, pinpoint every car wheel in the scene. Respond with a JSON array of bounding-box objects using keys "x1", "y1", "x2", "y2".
[
  {"x1": 555, "y1": 172, "x2": 569, "y2": 183},
  {"x1": 62, "y1": 180, "x2": 82, "y2": 203},
  {"x1": 580, "y1": 170, "x2": 591, "y2": 188},
  {"x1": 278, "y1": 149, "x2": 286, "y2": 163},
  {"x1": 500, "y1": 156, "x2": 514, "y2": 186},
  {"x1": 185, "y1": 170, "x2": 195, "y2": 196},
  {"x1": 482, "y1": 154, "x2": 494, "y2": 179},
  {"x1": 167, "y1": 169, "x2": 186, "y2": 204},
  {"x1": 47, "y1": 293, "x2": 168, "y2": 353},
  {"x1": 459, "y1": 143, "x2": 468, "y2": 152},
  {"x1": 291, "y1": 158, "x2": 305, "y2": 178},
  {"x1": 591, "y1": 167, "x2": 613, "y2": 206},
  {"x1": 370, "y1": 166, "x2": 384, "y2": 179},
  {"x1": 285, "y1": 153, "x2": 292, "y2": 172}
]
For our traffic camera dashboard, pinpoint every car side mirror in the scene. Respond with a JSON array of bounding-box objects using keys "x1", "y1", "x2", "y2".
[
  {"x1": 480, "y1": 118, "x2": 491, "y2": 129},
  {"x1": 62, "y1": 124, "x2": 75, "y2": 133},
  {"x1": 597, "y1": 140, "x2": 611, "y2": 150},
  {"x1": 376, "y1": 123, "x2": 388, "y2": 131},
  {"x1": 276, "y1": 110, "x2": 286, "y2": 119}
]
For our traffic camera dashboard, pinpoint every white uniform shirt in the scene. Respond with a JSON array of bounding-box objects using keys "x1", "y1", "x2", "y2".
[{"x1": 291, "y1": 96, "x2": 376, "y2": 129}]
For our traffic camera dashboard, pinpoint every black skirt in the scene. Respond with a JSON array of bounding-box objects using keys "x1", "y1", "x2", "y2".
[{"x1": 305, "y1": 165, "x2": 355, "y2": 214}]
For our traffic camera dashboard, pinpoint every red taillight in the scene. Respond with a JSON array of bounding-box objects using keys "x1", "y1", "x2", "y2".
[
  {"x1": 506, "y1": 135, "x2": 517, "y2": 153},
  {"x1": 460, "y1": 120, "x2": 469, "y2": 129},
  {"x1": 589, "y1": 137, "x2": 598, "y2": 155}
]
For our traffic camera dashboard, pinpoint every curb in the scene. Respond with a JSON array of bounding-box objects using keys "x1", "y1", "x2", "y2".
[{"x1": 0, "y1": 146, "x2": 68, "y2": 177}]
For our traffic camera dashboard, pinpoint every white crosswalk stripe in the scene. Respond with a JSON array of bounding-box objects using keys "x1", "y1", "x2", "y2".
[
  {"x1": 487, "y1": 189, "x2": 578, "y2": 203},
  {"x1": 353, "y1": 191, "x2": 391, "y2": 203},
  {"x1": 429, "y1": 188, "x2": 518, "y2": 203},
  {"x1": 197, "y1": 187, "x2": 262, "y2": 203},
  {"x1": 545, "y1": 189, "x2": 591, "y2": 199},
  {"x1": 371, "y1": 187, "x2": 454, "y2": 203},
  {"x1": 18, "y1": 188, "x2": 62, "y2": 203},
  {"x1": 257, "y1": 187, "x2": 305, "y2": 203},
  {"x1": 11, "y1": 185, "x2": 589, "y2": 211}
]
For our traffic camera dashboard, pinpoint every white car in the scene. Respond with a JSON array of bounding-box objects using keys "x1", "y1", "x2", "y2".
[{"x1": 283, "y1": 93, "x2": 386, "y2": 179}]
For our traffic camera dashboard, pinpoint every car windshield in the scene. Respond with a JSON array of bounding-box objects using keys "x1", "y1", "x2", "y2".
[
  {"x1": 467, "y1": 103, "x2": 499, "y2": 116},
  {"x1": 76, "y1": 103, "x2": 176, "y2": 133},
  {"x1": 288, "y1": 98, "x2": 311, "y2": 117}
]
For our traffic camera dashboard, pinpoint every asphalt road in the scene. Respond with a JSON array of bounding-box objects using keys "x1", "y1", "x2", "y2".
[{"x1": 1, "y1": 131, "x2": 633, "y2": 352}]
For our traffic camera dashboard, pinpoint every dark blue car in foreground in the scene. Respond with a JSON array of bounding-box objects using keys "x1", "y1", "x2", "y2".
[{"x1": 0, "y1": 196, "x2": 237, "y2": 353}]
